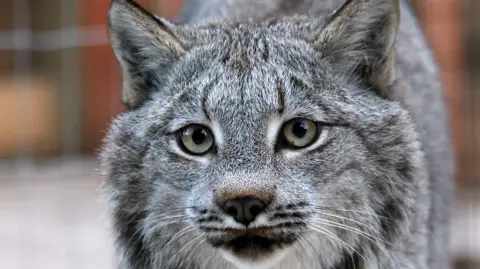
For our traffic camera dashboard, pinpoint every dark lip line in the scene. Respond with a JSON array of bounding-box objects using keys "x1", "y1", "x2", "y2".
[
  {"x1": 208, "y1": 234, "x2": 299, "y2": 249},
  {"x1": 199, "y1": 221, "x2": 307, "y2": 232}
]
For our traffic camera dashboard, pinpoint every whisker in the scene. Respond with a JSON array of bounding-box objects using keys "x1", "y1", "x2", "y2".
[
  {"x1": 309, "y1": 224, "x2": 366, "y2": 262},
  {"x1": 313, "y1": 218, "x2": 392, "y2": 247},
  {"x1": 160, "y1": 226, "x2": 196, "y2": 252},
  {"x1": 151, "y1": 214, "x2": 187, "y2": 222},
  {"x1": 314, "y1": 211, "x2": 374, "y2": 231},
  {"x1": 143, "y1": 212, "x2": 188, "y2": 230},
  {"x1": 167, "y1": 234, "x2": 205, "y2": 266},
  {"x1": 141, "y1": 220, "x2": 191, "y2": 249},
  {"x1": 315, "y1": 206, "x2": 392, "y2": 220},
  {"x1": 150, "y1": 216, "x2": 194, "y2": 225},
  {"x1": 185, "y1": 237, "x2": 207, "y2": 262},
  {"x1": 297, "y1": 233, "x2": 315, "y2": 261},
  {"x1": 147, "y1": 219, "x2": 190, "y2": 234},
  {"x1": 116, "y1": 210, "x2": 190, "y2": 261}
]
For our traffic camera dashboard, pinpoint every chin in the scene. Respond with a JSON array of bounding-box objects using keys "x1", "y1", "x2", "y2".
[{"x1": 220, "y1": 247, "x2": 288, "y2": 269}]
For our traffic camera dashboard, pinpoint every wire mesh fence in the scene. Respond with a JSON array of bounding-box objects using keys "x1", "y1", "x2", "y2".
[{"x1": 0, "y1": 0, "x2": 478, "y2": 268}]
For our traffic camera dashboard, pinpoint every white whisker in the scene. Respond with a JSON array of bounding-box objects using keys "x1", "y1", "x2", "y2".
[
  {"x1": 152, "y1": 214, "x2": 187, "y2": 222},
  {"x1": 298, "y1": 234, "x2": 316, "y2": 262},
  {"x1": 185, "y1": 237, "x2": 207, "y2": 262},
  {"x1": 314, "y1": 211, "x2": 373, "y2": 230},
  {"x1": 160, "y1": 226, "x2": 196, "y2": 252},
  {"x1": 167, "y1": 234, "x2": 205, "y2": 266},
  {"x1": 313, "y1": 218, "x2": 391, "y2": 247},
  {"x1": 315, "y1": 206, "x2": 391, "y2": 220},
  {"x1": 144, "y1": 219, "x2": 190, "y2": 238},
  {"x1": 309, "y1": 224, "x2": 366, "y2": 262}
]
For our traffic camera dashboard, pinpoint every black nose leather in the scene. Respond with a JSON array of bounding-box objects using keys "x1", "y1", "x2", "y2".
[{"x1": 222, "y1": 197, "x2": 267, "y2": 226}]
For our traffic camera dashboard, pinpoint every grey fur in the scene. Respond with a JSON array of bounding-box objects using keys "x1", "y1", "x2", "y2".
[{"x1": 101, "y1": 0, "x2": 454, "y2": 268}]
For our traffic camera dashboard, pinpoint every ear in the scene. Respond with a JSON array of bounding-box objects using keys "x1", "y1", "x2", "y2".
[
  {"x1": 315, "y1": 0, "x2": 400, "y2": 93},
  {"x1": 107, "y1": 0, "x2": 186, "y2": 109}
]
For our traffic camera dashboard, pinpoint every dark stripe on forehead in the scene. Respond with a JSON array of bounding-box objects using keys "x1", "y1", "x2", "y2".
[
  {"x1": 159, "y1": 70, "x2": 221, "y2": 134},
  {"x1": 276, "y1": 77, "x2": 285, "y2": 114},
  {"x1": 261, "y1": 37, "x2": 270, "y2": 61}
]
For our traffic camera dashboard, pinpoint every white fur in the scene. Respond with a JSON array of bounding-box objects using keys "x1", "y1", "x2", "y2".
[{"x1": 220, "y1": 248, "x2": 288, "y2": 269}]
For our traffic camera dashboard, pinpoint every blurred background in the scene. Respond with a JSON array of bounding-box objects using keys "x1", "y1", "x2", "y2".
[{"x1": 0, "y1": 0, "x2": 478, "y2": 268}]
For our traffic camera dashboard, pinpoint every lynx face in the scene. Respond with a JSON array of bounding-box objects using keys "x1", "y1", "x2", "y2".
[{"x1": 101, "y1": 0, "x2": 428, "y2": 268}]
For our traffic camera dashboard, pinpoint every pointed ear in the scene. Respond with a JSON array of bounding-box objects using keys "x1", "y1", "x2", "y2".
[
  {"x1": 315, "y1": 0, "x2": 400, "y2": 93},
  {"x1": 107, "y1": 0, "x2": 186, "y2": 109}
]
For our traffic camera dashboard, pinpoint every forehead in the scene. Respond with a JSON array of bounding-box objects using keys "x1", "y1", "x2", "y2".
[
  {"x1": 204, "y1": 66, "x2": 282, "y2": 127},
  {"x1": 159, "y1": 26, "x2": 328, "y2": 133},
  {"x1": 195, "y1": 29, "x2": 320, "y2": 122}
]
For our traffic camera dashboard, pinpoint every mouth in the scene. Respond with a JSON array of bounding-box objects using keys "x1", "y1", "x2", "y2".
[{"x1": 207, "y1": 229, "x2": 298, "y2": 259}]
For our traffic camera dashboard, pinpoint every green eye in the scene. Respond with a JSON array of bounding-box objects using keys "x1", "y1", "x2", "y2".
[
  {"x1": 281, "y1": 118, "x2": 319, "y2": 149},
  {"x1": 178, "y1": 124, "x2": 214, "y2": 155}
]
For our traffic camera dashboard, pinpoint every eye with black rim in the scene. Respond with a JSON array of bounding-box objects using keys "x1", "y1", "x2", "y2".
[
  {"x1": 277, "y1": 118, "x2": 320, "y2": 150},
  {"x1": 177, "y1": 124, "x2": 215, "y2": 155}
]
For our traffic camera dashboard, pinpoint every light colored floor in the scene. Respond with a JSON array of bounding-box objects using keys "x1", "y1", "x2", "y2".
[
  {"x1": 0, "y1": 158, "x2": 114, "y2": 269},
  {"x1": 0, "y1": 157, "x2": 479, "y2": 269}
]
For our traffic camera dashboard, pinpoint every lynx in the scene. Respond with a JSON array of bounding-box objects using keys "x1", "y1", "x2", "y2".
[{"x1": 100, "y1": 0, "x2": 454, "y2": 268}]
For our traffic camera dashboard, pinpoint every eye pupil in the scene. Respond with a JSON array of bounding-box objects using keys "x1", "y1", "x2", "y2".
[
  {"x1": 280, "y1": 118, "x2": 319, "y2": 150},
  {"x1": 178, "y1": 124, "x2": 214, "y2": 155},
  {"x1": 192, "y1": 129, "x2": 207, "y2": 145},
  {"x1": 292, "y1": 122, "x2": 308, "y2": 138}
]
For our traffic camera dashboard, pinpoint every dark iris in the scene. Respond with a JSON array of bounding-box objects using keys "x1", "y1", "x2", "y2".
[
  {"x1": 192, "y1": 129, "x2": 207, "y2": 145},
  {"x1": 292, "y1": 122, "x2": 308, "y2": 138}
]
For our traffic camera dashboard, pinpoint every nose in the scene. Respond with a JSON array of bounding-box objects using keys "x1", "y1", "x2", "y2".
[{"x1": 221, "y1": 197, "x2": 267, "y2": 226}]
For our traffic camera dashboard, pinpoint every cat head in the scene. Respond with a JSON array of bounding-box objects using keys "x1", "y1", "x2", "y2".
[{"x1": 101, "y1": 0, "x2": 426, "y2": 268}]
